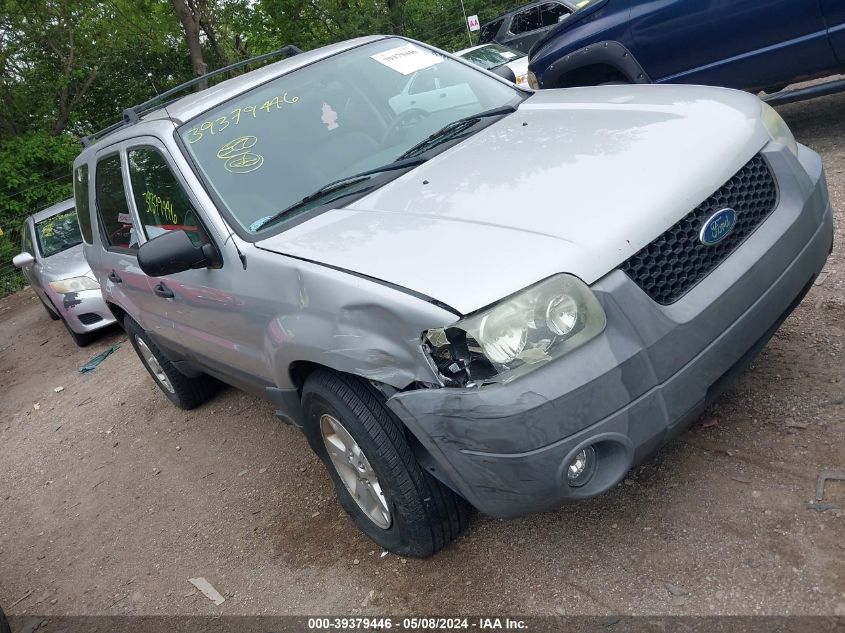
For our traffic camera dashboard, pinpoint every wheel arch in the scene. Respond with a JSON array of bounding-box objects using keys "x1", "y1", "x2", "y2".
[{"x1": 539, "y1": 40, "x2": 650, "y2": 88}]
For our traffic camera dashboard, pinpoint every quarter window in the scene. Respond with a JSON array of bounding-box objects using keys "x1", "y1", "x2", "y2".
[
  {"x1": 95, "y1": 155, "x2": 136, "y2": 250},
  {"x1": 74, "y1": 164, "x2": 93, "y2": 244},
  {"x1": 127, "y1": 147, "x2": 208, "y2": 246}
]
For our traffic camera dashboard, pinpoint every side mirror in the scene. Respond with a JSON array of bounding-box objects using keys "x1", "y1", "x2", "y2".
[
  {"x1": 491, "y1": 64, "x2": 517, "y2": 83},
  {"x1": 12, "y1": 252, "x2": 35, "y2": 269},
  {"x1": 137, "y1": 230, "x2": 222, "y2": 277}
]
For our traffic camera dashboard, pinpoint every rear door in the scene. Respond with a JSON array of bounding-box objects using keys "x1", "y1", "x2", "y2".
[
  {"x1": 92, "y1": 146, "x2": 155, "y2": 327},
  {"x1": 504, "y1": 2, "x2": 573, "y2": 53},
  {"x1": 819, "y1": 0, "x2": 845, "y2": 61},
  {"x1": 630, "y1": 0, "x2": 835, "y2": 89}
]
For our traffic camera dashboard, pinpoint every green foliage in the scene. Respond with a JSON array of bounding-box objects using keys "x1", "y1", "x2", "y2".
[
  {"x1": 0, "y1": 0, "x2": 526, "y2": 295},
  {"x1": 0, "y1": 131, "x2": 76, "y2": 235}
]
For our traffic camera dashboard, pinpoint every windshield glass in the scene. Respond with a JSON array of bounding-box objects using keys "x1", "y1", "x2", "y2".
[
  {"x1": 458, "y1": 44, "x2": 524, "y2": 70},
  {"x1": 35, "y1": 208, "x2": 83, "y2": 257},
  {"x1": 179, "y1": 38, "x2": 522, "y2": 234}
]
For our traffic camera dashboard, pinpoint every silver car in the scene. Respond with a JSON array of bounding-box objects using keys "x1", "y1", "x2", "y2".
[
  {"x1": 74, "y1": 36, "x2": 833, "y2": 556},
  {"x1": 13, "y1": 199, "x2": 116, "y2": 346}
]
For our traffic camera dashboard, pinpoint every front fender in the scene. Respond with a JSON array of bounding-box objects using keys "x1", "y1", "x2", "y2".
[
  {"x1": 529, "y1": 0, "x2": 633, "y2": 87},
  {"x1": 537, "y1": 40, "x2": 650, "y2": 88},
  {"x1": 257, "y1": 256, "x2": 457, "y2": 392}
]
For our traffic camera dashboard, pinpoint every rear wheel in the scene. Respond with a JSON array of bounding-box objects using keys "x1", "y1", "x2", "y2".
[
  {"x1": 302, "y1": 369, "x2": 471, "y2": 557},
  {"x1": 124, "y1": 317, "x2": 217, "y2": 409}
]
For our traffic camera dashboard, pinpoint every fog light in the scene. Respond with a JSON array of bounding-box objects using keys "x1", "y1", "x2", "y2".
[{"x1": 567, "y1": 446, "x2": 597, "y2": 487}]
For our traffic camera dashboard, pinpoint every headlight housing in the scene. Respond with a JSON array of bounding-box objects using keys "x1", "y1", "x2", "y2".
[
  {"x1": 761, "y1": 103, "x2": 798, "y2": 157},
  {"x1": 49, "y1": 276, "x2": 100, "y2": 294},
  {"x1": 526, "y1": 70, "x2": 539, "y2": 90},
  {"x1": 424, "y1": 274, "x2": 606, "y2": 386}
]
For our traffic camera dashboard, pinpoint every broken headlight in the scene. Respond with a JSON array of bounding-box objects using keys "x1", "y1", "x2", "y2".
[{"x1": 424, "y1": 274, "x2": 606, "y2": 385}]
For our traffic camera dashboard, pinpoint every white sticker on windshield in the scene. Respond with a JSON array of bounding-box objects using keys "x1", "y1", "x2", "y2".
[
  {"x1": 371, "y1": 44, "x2": 443, "y2": 75},
  {"x1": 501, "y1": 51, "x2": 518, "y2": 59}
]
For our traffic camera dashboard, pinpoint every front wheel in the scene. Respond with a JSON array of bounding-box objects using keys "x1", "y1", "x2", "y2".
[
  {"x1": 302, "y1": 369, "x2": 471, "y2": 557},
  {"x1": 39, "y1": 296, "x2": 61, "y2": 320},
  {"x1": 62, "y1": 316, "x2": 96, "y2": 347},
  {"x1": 124, "y1": 317, "x2": 217, "y2": 410}
]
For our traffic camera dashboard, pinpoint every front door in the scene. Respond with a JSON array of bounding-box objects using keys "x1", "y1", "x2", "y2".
[
  {"x1": 122, "y1": 139, "x2": 269, "y2": 385},
  {"x1": 819, "y1": 0, "x2": 845, "y2": 61},
  {"x1": 630, "y1": 0, "x2": 835, "y2": 89}
]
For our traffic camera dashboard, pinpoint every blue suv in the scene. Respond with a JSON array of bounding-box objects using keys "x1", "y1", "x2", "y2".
[{"x1": 528, "y1": 0, "x2": 845, "y2": 102}]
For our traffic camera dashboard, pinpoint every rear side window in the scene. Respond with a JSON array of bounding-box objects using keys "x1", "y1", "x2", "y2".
[
  {"x1": 539, "y1": 2, "x2": 570, "y2": 27},
  {"x1": 95, "y1": 154, "x2": 136, "y2": 250},
  {"x1": 510, "y1": 7, "x2": 541, "y2": 34},
  {"x1": 479, "y1": 18, "x2": 505, "y2": 43},
  {"x1": 74, "y1": 165, "x2": 93, "y2": 244},
  {"x1": 127, "y1": 147, "x2": 208, "y2": 246}
]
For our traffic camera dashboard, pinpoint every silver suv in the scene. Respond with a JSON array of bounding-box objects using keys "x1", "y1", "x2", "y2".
[{"x1": 76, "y1": 36, "x2": 833, "y2": 556}]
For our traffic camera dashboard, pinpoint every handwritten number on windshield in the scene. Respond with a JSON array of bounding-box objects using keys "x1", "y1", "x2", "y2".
[{"x1": 186, "y1": 93, "x2": 300, "y2": 144}]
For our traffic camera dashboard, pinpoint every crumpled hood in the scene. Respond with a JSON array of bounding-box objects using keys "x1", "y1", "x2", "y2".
[
  {"x1": 256, "y1": 85, "x2": 770, "y2": 314},
  {"x1": 39, "y1": 243, "x2": 91, "y2": 282}
]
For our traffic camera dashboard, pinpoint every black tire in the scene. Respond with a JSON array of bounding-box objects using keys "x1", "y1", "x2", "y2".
[
  {"x1": 124, "y1": 316, "x2": 217, "y2": 410},
  {"x1": 40, "y1": 296, "x2": 60, "y2": 320},
  {"x1": 302, "y1": 369, "x2": 471, "y2": 557},
  {"x1": 62, "y1": 316, "x2": 97, "y2": 347},
  {"x1": 0, "y1": 605, "x2": 10, "y2": 633}
]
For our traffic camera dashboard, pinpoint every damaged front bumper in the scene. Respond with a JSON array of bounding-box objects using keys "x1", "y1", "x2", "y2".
[{"x1": 387, "y1": 144, "x2": 834, "y2": 518}]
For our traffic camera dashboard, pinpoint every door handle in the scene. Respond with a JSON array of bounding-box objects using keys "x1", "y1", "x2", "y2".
[
  {"x1": 108, "y1": 270, "x2": 122, "y2": 283},
  {"x1": 153, "y1": 282, "x2": 174, "y2": 299},
  {"x1": 439, "y1": 93, "x2": 447, "y2": 98}
]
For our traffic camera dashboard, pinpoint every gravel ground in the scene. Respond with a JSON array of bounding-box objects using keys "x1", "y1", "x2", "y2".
[{"x1": 0, "y1": 93, "x2": 843, "y2": 618}]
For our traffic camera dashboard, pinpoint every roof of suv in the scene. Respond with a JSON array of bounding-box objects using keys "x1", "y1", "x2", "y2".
[{"x1": 77, "y1": 35, "x2": 387, "y2": 159}]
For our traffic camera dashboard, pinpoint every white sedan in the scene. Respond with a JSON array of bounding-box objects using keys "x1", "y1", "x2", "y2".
[{"x1": 455, "y1": 43, "x2": 530, "y2": 87}]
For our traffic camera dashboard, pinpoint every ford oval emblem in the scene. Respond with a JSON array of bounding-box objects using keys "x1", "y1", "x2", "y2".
[{"x1": 699, "y1": 208, "x2": 737, "y2": 246}]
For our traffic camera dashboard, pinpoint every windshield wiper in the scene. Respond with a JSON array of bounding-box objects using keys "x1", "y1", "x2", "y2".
[
  {"x1": 251, "y1": 156, "x2": 428, "y2": 232},
  {"x1": 396, "y1": 104, "x2": 518, "y2": 161}
]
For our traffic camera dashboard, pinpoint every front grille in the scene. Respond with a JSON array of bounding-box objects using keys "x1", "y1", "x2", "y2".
[
  {"x1": 621, "y1": 154, "x2": 778, "y2": 305},
  {"x1": 78, "y1": 313, "x2": 103, "y2": 325}
]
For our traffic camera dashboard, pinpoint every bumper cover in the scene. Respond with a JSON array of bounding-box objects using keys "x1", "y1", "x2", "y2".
[
  {"x1": 387, "y1": 144, "x2": 834, "y2": 518},
  {"x1": 49, "y1": 287, "x2": 117, "y2": 334}
]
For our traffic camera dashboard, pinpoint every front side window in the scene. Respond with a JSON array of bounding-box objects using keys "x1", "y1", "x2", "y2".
[
  {"x1": 21, "y1": 223, "x2": 34, "y2": 255},
  {"x1": 74, "y1": 165, "x2": 93, "y2": 244},
  {"x1": 178, "y1": 38, "x2": 521, "y2": 235},
  {"x1": 95, "y1": 154, "x2": 136, "y2": 250},
  {"x1": 35, "y1": 208, "x2": 83, "y2": 258},
  {"x1": 539, "y1": 2, "x2": 570, "y2": 27},
  {"x1": 127, "y1": 147, "x2": 208, "y2": 246}
]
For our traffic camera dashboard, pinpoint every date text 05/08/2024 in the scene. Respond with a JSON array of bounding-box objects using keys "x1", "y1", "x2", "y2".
[{"x1": 307, "y1": 617, "x2": 529, "y2": 630}]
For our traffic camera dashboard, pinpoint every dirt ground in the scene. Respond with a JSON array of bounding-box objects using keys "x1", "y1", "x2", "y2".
[{"x1": 1, "y1": 93, "x2": 844, "y2": 619}]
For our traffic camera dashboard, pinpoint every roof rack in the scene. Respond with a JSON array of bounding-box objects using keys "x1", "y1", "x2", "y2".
[{"x1": 81, "y1": 44, "x2": 303, "y2": 148}]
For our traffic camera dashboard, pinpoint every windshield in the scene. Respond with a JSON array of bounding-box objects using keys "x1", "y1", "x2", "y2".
[
  {"x1": 179, "y1": 38, "x2": 522, "y2": 235},
  {"x1": 35, "y1": 208, "x2": 83, "y2": 257},
  {"x1": 458, "y1": 44, "x2": 524, "y2": 70}
]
